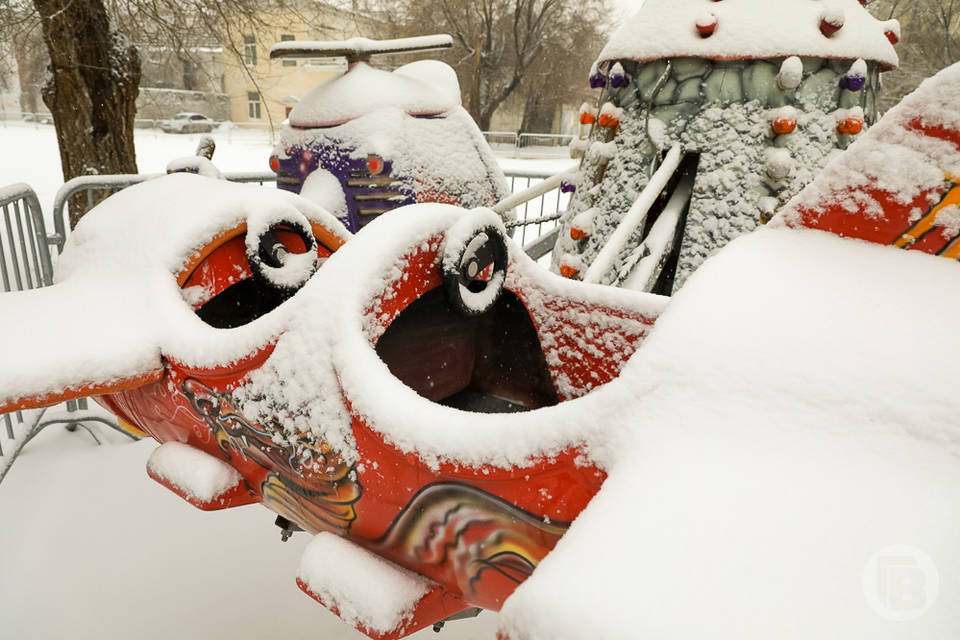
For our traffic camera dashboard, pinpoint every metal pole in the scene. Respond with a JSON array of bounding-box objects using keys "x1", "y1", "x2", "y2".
[
  {"x1": 12, "y1": 202, "x2": 34, "y2": 290},
  {"x1": 2, "y1": 205, "x2": 23, "y2": 290}
]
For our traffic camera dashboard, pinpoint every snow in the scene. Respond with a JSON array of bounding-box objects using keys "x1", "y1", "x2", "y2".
[
  {"x1": 0, "y1": 437, "x2": 500, "y2": 639},
  {"x1": 499, "y1": 227, "x2": 960, "y2": 639},
  {"x1": 165, "y1": 155, "x2": 222, "y2": 178},
  {"x1": 147, "y1": 440, "x2": 241, "y2": 502},
  {"x1": 765, "y1": 147, "x2": 794, "y2": 180},
  {"x1": 298, "y1": 532, "x2": 433, "y2": 635},
  {"x1": 778, "y1": 55, "x2": 804, "y2": 90},
  {"x1": 934, "y1": 205, "x2": 960, "y2": 235},
  {"x1": 300, "y1": 168, "x2": 349, "y2": 219},
  {"x1": 620, "y1": 168, "x2": 695, "y2": 291},
  {"x1": 599, "y1": 0, "x2": 899, "y2": 69},
  {"x1": 287, "y1": 61, "x2": 461, "y2": 127}
]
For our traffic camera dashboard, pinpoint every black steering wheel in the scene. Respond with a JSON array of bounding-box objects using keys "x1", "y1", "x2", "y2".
[
  {"x1": 442, "y1": 224, "x2": 508, "y2": 317},
  {"x1": 246, "y1": 220, "x2": 319, "y2": 296}
]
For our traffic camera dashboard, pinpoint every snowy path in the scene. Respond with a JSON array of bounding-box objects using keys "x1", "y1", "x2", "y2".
[{"x1": 0, "y1": 434, "x2": 500, "y2": 639}]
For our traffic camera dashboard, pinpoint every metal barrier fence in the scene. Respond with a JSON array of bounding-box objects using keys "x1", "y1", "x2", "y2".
[
  {"x1": 50, "y1": 171, "x2": 279, "y2": 252},
  {"x1": 517, "y1": 133, "x2": 575, "y2": 155},
  {"x1": 0, "y1": 183, "x2": 53, "y2": 292},
  {"x1": 51, "y1": 170, "x2": 567, "y2": 255},
  {"x1": 0, "y1": 183, "x2": 126, "y2": 480},
  {"x1": 482, "y1": 131, "x2": 519, "y2": 148},
  {"x1": 0, "y1": 182, "x2": 137, "y2": 481}
]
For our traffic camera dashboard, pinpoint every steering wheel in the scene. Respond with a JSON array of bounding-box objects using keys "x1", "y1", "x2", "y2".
[
  {"x1": 442, "y1": 222, "x2": 508, "y2": 317},
  {"x1": 246, "y1": 219, "x2": 319, "y2": 296}
]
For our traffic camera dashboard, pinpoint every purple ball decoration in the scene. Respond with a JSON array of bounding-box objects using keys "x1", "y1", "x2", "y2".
[
  {"x1": 840, "y1": 74, "x2": 866, "y2": 91},
  {"x1": 846, "y1": 74, "x2": 866, "y2": 91},
  {"x1": 560, "y1": 181, "x2": 576, "y2": 194},
  {"x1": 610, "y1": 71, "x2": 629, "y2": 89},
  {"x1": 589, "y1": 72, "x2": 607, "y2": 89}
]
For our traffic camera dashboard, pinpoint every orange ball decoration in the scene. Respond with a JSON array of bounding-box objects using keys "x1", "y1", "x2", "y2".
[
  {"x1": 772, "y1": 117, "x2": 797, "y2": 135},
  {"x1": 560, "y1": 264, "x2": 580, "y2": 278}
]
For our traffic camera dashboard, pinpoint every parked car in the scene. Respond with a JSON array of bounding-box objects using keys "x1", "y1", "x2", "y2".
[{"x1": 161, "y1": 113, "x2": 217, "y2": 134}]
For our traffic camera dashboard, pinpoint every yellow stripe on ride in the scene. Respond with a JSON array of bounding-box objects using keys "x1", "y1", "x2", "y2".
[
  {"x1": 940, "y1": 236, "x2": 960, "y2": 260},
  {"x1": 117, "y1": 418, "x2": 148, "y2": 438},
  {"x1": 892, "y1": 182, "x2": 960, "y2": 248}
]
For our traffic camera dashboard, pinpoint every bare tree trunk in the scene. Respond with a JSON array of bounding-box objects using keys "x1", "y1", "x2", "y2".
[{"x1": 34, "y1": 0, "x2": 140, "y2": 228}]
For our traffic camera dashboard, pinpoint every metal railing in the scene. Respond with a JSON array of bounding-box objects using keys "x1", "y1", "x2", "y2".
[
  {"x1": 0, "y1": 181, "x2": 132, "y2": 482},
  {"x1": 502, "y1": 169, "x2": 570, "y2": 252},
  {"x1": 50, "y1": 171, "x2": 278, "y2": 252},
  {"x1": 50, "y1": 170, "x2": 567, "y2": 255},
  {"x1": 0, "y1": 183, "x2": 54, "y2": 292},
  {"x1": 0, "y1": 407, "x2": 139, "y2": 484},
  {"x1": 482, "y1": 131, "x2": 519, "y2": 148}
]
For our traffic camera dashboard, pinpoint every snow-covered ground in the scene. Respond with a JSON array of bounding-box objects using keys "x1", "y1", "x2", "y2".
[{"x1": 0, "y1": 426, "x2": 500, "y2": 639}]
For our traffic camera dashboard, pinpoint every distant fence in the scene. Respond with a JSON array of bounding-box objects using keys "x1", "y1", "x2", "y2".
[
  {"x1": 484, "y1": 132, "x2": 574, "y2": 158},
  {"x1": 518, "y1": 133, "x2": 574, "y2": 154}
]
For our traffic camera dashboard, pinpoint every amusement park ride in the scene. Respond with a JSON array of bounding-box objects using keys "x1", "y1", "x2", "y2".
[
  {"x1": 266, "y1": 34, "x2": 509, "y2": 232},
  {"x1": 2, "y1": 16, "x2": 960, "y2": 640},
  {"x1": 4, "y1": 60, "x2": 960, "y2": 637}
]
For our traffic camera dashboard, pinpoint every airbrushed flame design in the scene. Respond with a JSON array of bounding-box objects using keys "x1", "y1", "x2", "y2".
[
  {"x1": 181, "y1": 380, "x2": 575, "y2": 609},
  {"x1": 375, "y1": 483, "x2": 568, "y2": 606},
  {"x1": 182, "y1": 378, "x2": 361, "y2": 536}
]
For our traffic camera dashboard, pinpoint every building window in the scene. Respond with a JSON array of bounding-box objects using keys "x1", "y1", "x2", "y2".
[
  {"x1": 243, "y1": 35, "x2": 257, "y2": 66},
  {"x1": 281, "y1": 34, "x2": 296, "y2": 66},
  {"x1": 247, "y1": 91, "x2": 261, "y2": 120}
]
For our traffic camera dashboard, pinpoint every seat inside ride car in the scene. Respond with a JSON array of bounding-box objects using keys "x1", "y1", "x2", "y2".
[{"x1": 375, "y1": 286, "x2": 559, "y2": 414}]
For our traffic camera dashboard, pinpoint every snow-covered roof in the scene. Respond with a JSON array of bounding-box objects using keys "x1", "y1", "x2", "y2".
[
  {"x1": 287, "y1": 60, "x2": 461, "y2": 128},
  {"x1": 598, "y1": 0, "x2": 900, "y2": 69}
]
